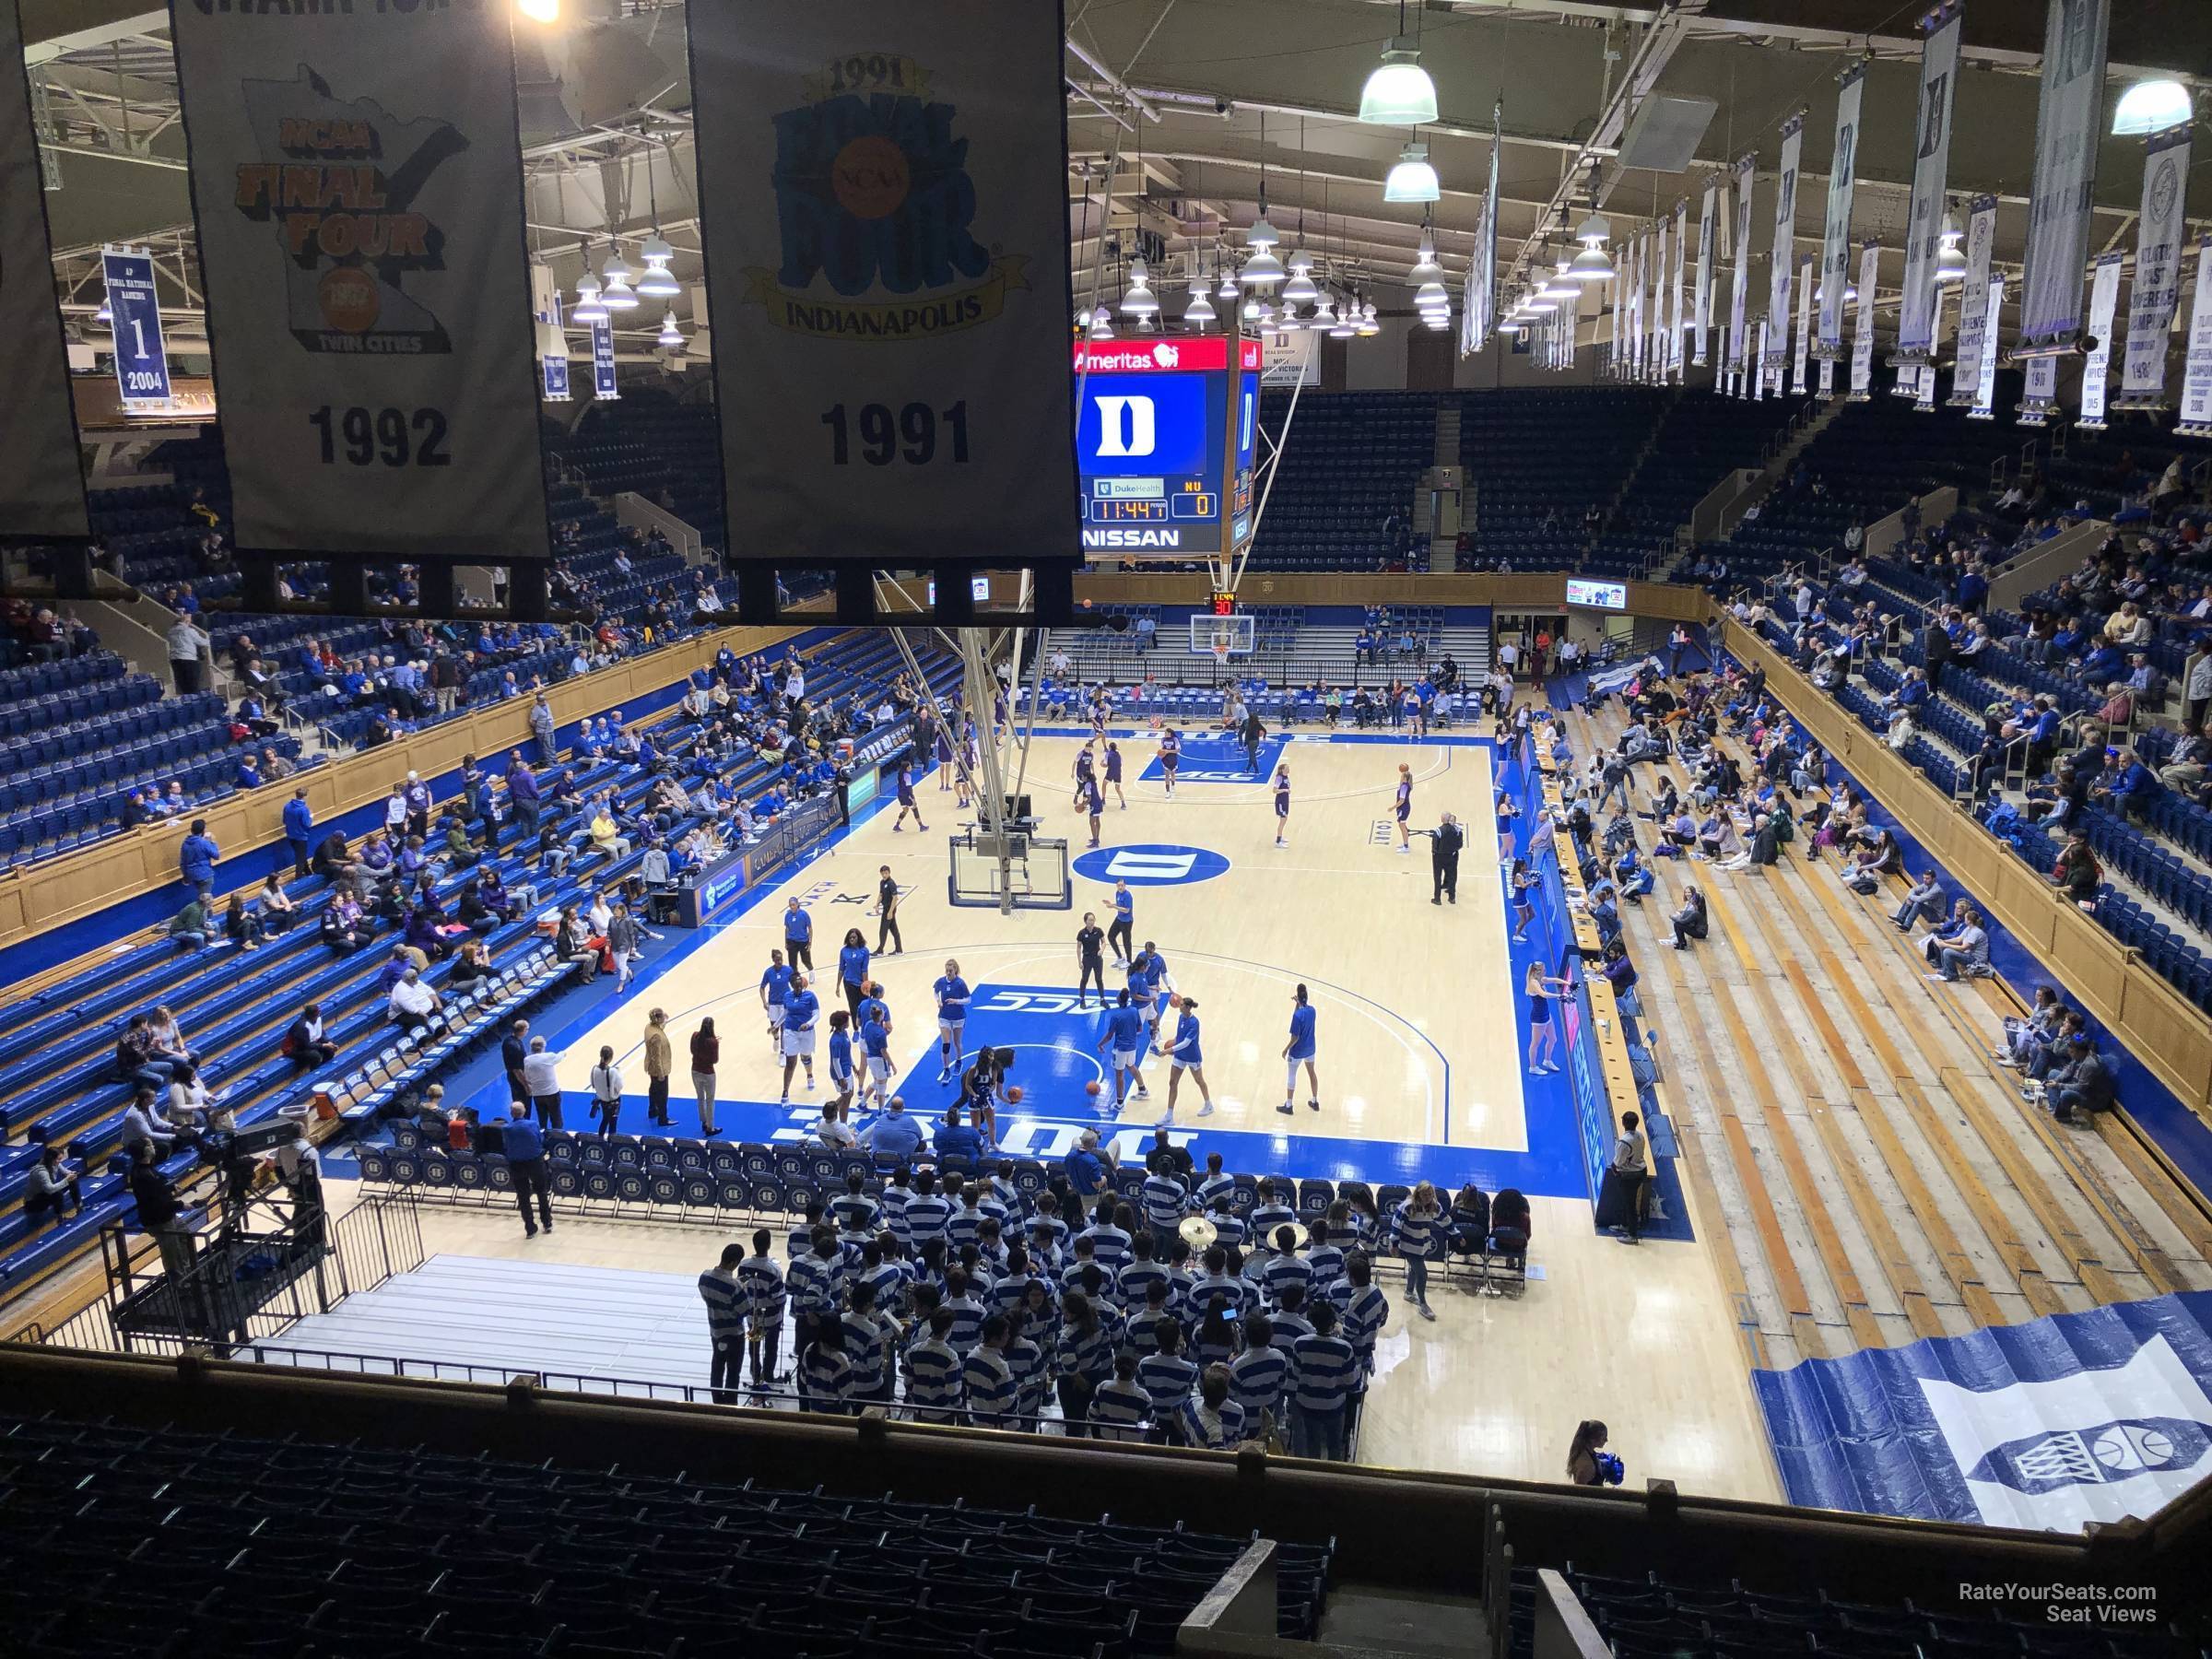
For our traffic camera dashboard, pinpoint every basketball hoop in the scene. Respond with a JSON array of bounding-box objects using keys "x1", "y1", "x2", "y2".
[{"x1": 1210, "y1": 637, "x2": 1232, "y2": 668}]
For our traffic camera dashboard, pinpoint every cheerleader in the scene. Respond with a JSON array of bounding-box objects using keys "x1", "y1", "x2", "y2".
[
  {"x1": 889, "y1": 761, "x2": 927, "y2": 832},
  {"x1": 1524, "y1": 959, "x2": 1574, "y2": 1075},
  {"x1": 1271, "y1": 764, "x2": 1290, "y2": 849},
  {"x1": 1392, "y1": 762, "x2": 1414, "y2": 854}
]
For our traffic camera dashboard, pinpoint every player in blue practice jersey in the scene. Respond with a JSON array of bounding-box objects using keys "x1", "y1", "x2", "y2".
[
  {"x1": 1126, "y1": 944, "x2": 1162, "y2": 1041},
  {"x1": 1273, "y1": 764, "x2": 1291, "y2": 849},
  {"x1": 759, "y1": 948, "x2": 793, "y2": 1053},
  {"x1": 860, "y1": 1006, "x2": 894, "y2": 1105},
  {"x1": 1094, "y1": 989, "x2": 1149, "y2": 1109},
  {"x1": 1278, "y1": 982, "x2": 1320, "y2": 1115},
  {"x1": 825, "y1": 1009, "x2": 855, "y2": 1114},
  {"x1": 1161, "y1": 994, "x2": 1212, "y2": 1121},
  {"x1": 1103, "y1": 740, "x2": 1126, "y2": 808},
  {"x1": 1394, "y1": 762, "x2": 1414, "y2": 854},
  {"x1": 777, "y1": 972, "x2": 819, "y2": 1104},
  {"x1": 890, "y1": 762, "x2": 927, "y2": 832},
  {"x1": 933, "y1": 958, "x2": 971, "y2": 1084},
  {"x1": 1157, "y1": 727, "x2": 1182, "y2": 798}
]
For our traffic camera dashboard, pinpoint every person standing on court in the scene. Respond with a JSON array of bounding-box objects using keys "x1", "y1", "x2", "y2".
[
  {"x1": 282, "y1": 787, "x2": 314, "y2": 880},
  {"x1": 838, "y1": 930, "x2": 870, "y2": 1018},
  {"x1": 690, "y1": 1018, "x2": 721, "y2": 1136},
  {"x1": 875, "y1": 864, "x2": 903, "y2": 954},
  {"x1": 1107, "y1": 879, "x2": 1135, "y2": 968},
  {"x1": 1075, "y1": 911, "x2": 1107, "y2": 1007},
  {"x1": 501, "y1": 1019, "x2": 531, "y2": 1113},
  {"x1": 1240, "y1": 708, "x2": 1265, "y2": 775},
  {"x1": 642, "y1": 1008, "x2": 674, "y2": 1128},
  {"x1": 1430, "y1": 811, "x2": 1465, "y2": 905},
  {"x1": 698, "y1": 1241, "x2": 754, "y2": 1405},
  {"x1": 503, "y1": 1103, "x2": 553, "y2": 1238},
  {"x1": 521, "y1": 1035, "x2": 564, "y2": 1128},
  {"x1": 1277, "y1": 983, "x2": 1319, "y2": 1116},
  {"x1": 782, "y1": 896, "x2": 814, "y2": 972}
]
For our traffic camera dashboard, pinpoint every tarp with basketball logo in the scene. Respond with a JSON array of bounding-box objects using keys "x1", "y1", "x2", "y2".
[
  {"x1": 688, "y1": 6, "x2": 1077, "y2": 564},
  {"x1": 168, "y1": 0, "x2": 547, "y2": 559},
  {"x1": 0, "y1": 0, "x2": 88, "y2": 537}
]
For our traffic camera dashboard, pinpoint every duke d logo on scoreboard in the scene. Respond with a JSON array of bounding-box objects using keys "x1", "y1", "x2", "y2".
[{"x1": 747, "y1": 53, "x2": 1030, "y2": 341}]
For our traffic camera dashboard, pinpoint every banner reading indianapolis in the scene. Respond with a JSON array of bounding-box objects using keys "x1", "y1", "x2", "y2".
[
  {"x1": 1896, "y1": 6, "x2": 1961, "y2": 361},
  {"x1": 0, "y1": 0, "x2": 88, "y2": 537},
  {"x1": 688, "y1": 0, "x2": 1077, "y2": 563},
  {"x1": 169, "y1": 0, "x2": 547, "y2": 559},
  {"x1": 2016, "y1": 0, "x2": 2110, "y2": 353},
  {"x1": 1816, "y1": 64, "x2": 1864, "y2": 358},
  {"x1": 1766, "y1": 114, "x2": 1803, "y2": 371},
  {"x1": 2118, "y1": 125, "x2": 2191, "y2": 406}
]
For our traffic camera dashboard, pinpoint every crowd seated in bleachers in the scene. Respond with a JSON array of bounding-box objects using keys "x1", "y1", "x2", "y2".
[
  {"x1": 0, "y1": 1406, "x2": 1336, "y2": 1659},
  {"x1": 0, "y1": 631, "x2": 961, "y2": 1308}
]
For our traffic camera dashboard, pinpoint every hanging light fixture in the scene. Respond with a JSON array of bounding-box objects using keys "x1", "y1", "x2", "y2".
[
  {"x1": 1522, "y1": 279, "x2": 1555, "y2": 316},
  {"x1": 1184, "y1": 277, "x2": 1217, "y2": 329},
  {"x1": 1242, "y1": 114, "x2": 1285, "y2": 286},
  {"x1": 571, "y1": 268, "x2": 607, "y2": 324},
  {"x1": 1276, "y1": 303, "x2": 1304, "y2": 333},
  {"x1": 95, "y1": 297, "x2": 112, "y2": 324},
  {"x1": 599, "y1": 249, "x2": 639, "y2": 311},
  {"x1": 1119, "y1": 258, "x2": 1159, "y2": 318},
  {"x1": 1569, "y1": 210, "x2": 1614, "y2": 283},
  {"x1": 2112, "y1": 78, "x2": 2192, "y2": 135},
  {"x1": 1313, "y1": 296, "x2": 1337, "y2": 333},
  {"x1": 1283, "y1": 247, "x2": 1320, "y2": 306},
  {"x1": 1544, "y1": 255, "x2": 1580, "y2": 302},
  {"x1": 1356, "y1": 300, "x2": 1381, "y2": 337},
  {"x1": 1933, "y1": 212, "x2": 1968, "y2": 286},
  {"x1": 1410, "y1": 228, "x2": 1449, "y2": 312},
  {"x1": 637, "y1": 235, "x2": 680, "y2": 300},
  {"x1": 1241, "y1": 237, "x2": 1285, "y2": 287},
  {"x1": 1088, "y1": 306, "x2": 1115, "y2": 340},
  {"x1": 1359, "y1": 1, "x2": 1438, "y2": 126},
  {"x1": 656, "y1": 311, "x2": 684, "y2": 349},
  {"x1": 1383, "y1": 140, "x2": 1440, "y2": 205}
]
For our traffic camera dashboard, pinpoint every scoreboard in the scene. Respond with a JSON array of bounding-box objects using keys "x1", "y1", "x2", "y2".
[{"x1": 1076, "y1": 335, "x2": 1262, "y2": 559}]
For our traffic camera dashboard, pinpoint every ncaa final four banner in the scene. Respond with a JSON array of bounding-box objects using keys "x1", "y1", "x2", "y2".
[
  {"x1": 2117, "y1": 126, "x2": 2192, "y2": 409},
  {"x1": 0, "y1": 0, "x2": 88, "y2": 537},
  {"x1": 2016, "y1": 0, "x2": 2109, "y2": 356},
  {"x1": 1815, "y1": 63, "x2": 1864, "y2": 359},
  {"x1": 168, "y1": 0, "x2": 548, "y2": 560},
  {"x1": 688, "y1": 1, "x2": 1077, "y2": 565},
  {"x1": 1895, "y1": 4, "x2": 1960, "y2": 364},
  {"x1": 1763, "y1": 113, "x2": 1803, "y2": 378}
]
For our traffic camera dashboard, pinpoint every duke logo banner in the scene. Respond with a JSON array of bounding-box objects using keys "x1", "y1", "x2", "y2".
[
  {"x1": 1896, "y1": 6, "x2": 1960, "y2": 362},
  {"x1": 2016, "y1": 0, "x2": 2110, "y2": 354},
  {"x1": 690, "y1": 4, "x2": 1077, "y2": 565},
  {"x1": 0, "y1": 0, "x2": 88, "y2": 537},
  {"x1": 169, "y1": 0, "x2": 548, "y2": 561},
  {"x1": 1765, "y1": 114, "x2": 1803, "y2": 371},
  {"x1": 1815, "y1": 65, "x2": 1864, "y2": 359},
  {"x1": 1728, "y1": 155, "x2": 1755, "y2": 375}
]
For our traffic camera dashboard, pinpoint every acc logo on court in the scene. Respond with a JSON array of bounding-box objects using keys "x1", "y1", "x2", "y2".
[
  {"x1": 1073, "y1": 843, "x2": 1230, "y2": 887},
  {"x1": 749, "y1": 52, "x2": 1030, "y2": 341}
]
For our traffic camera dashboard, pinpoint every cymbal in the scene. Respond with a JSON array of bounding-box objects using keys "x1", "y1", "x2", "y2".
[{"x1": 1178, "y1": 1215, "x2": 1218, "y2": 1251}]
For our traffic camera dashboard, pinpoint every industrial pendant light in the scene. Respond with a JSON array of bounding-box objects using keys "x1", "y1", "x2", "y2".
[
  {"x1": 1569, "y1": 211, "x2": 1614, "y2": 283},
  {"x1": 637, "y1": 235, "x2": 680, "y2": 300},
  {"x1": 571, "y1": 268, "x2": 608, "y2": 324},
  {"x1": 599, "y1": 249, "x2": 639, "y2": 311},
  {"x1": 2112, "y1": 78, "x2": 2192, "y2": 136},
  {"x1": 1383, "y1": 140, "x2": 1440, "y2": 205},
  {"x1": 656, "y1": 311, "x2": 684, "y2": 348},
  {"x1": 1119, "y1": 258, "x2": 1159, "y2": 318},
  {"x1": 1933, "y1": 212, "x2": 1968, "y2": 287},
  {"x1": 1356, "y1": 300, "x2": 1381, "y2": 337},
  {"x1": 1184, "y1": 273, "x2": 1217, "y2": 329},
  {"x1": 1359, "y1": 1, "x2": 1438, "y2": 126}
]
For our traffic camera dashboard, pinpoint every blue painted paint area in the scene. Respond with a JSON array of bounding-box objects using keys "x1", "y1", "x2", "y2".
[
  {"x1": 1071, "y1": 843, "x2": 1231, "y2": 887},
  {"x1": 1755, "y1": 1290, "x2": 2212, "y2": 1529},
  {"x1": 940, "y1": 981, "x2": 1147, "y2": 1104},
  {"x1": 1135, "y1": 733, "x2": 1288, "y2": 783}
]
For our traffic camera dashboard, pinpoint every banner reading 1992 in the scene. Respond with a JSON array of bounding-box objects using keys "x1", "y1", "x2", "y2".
[
  {"x1": 688, "y1": 0, "x2": 1077, "y2": 565},
  {"x1": 168, "y1": 0, "x2": 547, "y2": 560},
  {"x1": 0, "y1": 0, "x2": 87, "y2": 537}
]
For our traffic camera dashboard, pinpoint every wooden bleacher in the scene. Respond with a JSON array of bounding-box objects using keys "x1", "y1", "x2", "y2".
[{"x1": 1570, "y1": 700, "x2": 2212, "y2": 1371}]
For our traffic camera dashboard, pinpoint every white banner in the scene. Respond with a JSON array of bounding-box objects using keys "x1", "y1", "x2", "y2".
[
  {"x1": 2179, "y1": 237, "x2": 2212, "y2": 436},
  {"x1": 1897, "y1": 6, "x2": 1962, "y2": 361},
  {"x1": 1850, "y1": 242, "x2": 1878, "y2": 398},
  {"x1": 1461, "y1": 103, "x2": 1500, "y2": 357},
  {"x1": 0, "y1": 0, "x2": 87, "y2": 537},
  {"x1": 1651, "y1": 217, "x2": 1668, "y2": 379},
  {"x1": 1792, "y1": 258, "x2": 1814, "y2": 394},
  {"x1": 1766, "y1": 114, "x2": 1803, "y2": 371},
  {"x1": 1693, "y1": 180, "x2": 1717, "y2": 365},
  {"x1": 1971, "y1": 276, "x2": 2004, "y2": 418},
  {"x1": 2080, "y1": 253, "x2": 2124, "y2": 428},
  {"x1": 170, "y1": 0, "x2": 548, "y2": 560},
  {"x1": 1669, "y1": 200, "x2": 1688, "y2": 379},
  {"x1": 1915, "y1": 360, "x2": 1937, "y2": 411},
  {"x1": 1818, "y1": 355, "x2": 1835, "y2": 396},
  {"x1": 1754, "y1": 320, "x2": 1769, "y2": 397},
  {"x1": 590, "y1": 317, "x2": 618, "y2": 400},
  {"x1": 1729, "y1": 155, "x2": 1755, "y2": 376},
  {"x1": 1949, "y1": 196, "x2": 1998, "y2": 405},
  {"x1": 688, "y1": 2, "x2": 1077, "y2": 565},
  {"x1": 2118, "y1": 126, "x2": 2192, "y2": 406},
  {"x1": 2018, "y1": 350, "x2": 2059, "y2": 425},
  {"x1": 2017, "y1": 0, "x2": 2111, "y2": 352},
  {"x1": 1817, "y1": 65, "x2": 1865, "y2": 358}
]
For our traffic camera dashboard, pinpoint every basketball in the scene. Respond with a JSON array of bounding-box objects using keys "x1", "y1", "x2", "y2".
[
  {"x1": 1004, "y1": 1085, "x2": 1024, "y2": 1103},
  {"x1": 1084, "y1": 1080, "x2": 1102, "y2": 1098},
  {"x1": 1166, "y1": 993, "x2": 1182, "y2": 1009}
]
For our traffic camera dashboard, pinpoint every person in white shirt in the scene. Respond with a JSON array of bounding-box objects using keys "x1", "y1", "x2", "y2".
[
  {"x1": 520, "y1": 1037, "x2": 565, "y2": 1127},
  {"x1": 388, "y1": 967, "x2": 441, "y2": 1026},
  {"x1": 166, "y1": 1062, "x2": 214, "y2": 1127},
  {"x1": 121, "y1": 1088, "x2": 180, "y2": 1157}
]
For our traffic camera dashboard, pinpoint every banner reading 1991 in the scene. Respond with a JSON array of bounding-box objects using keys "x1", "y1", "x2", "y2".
[
  {"x1": 0, "y1": 0, "x2": 87, "y2": 536},
  {"x1": 168, "y1": 0, "x2": 547, "y2": 561},
  {"x1": 688, "y1": 0, "x2": 1077, "y2": 564}
]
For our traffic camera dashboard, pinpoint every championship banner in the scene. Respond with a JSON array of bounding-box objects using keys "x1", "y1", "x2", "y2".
[
  {"x1": 688, "y1": 2, "x2": 1077, "y2": 565},
  {"x1": 2079, "y1": 253, "x2": 2122, "y2": 428},
  {"x1": 1948, "y1": 195, "x2": 1997, "y2": 405},
  {"x1": 1754, "y1": 320, "x2": 1769, "y2": 398},
  {"x1": 1693, "y1": 179, "x2": 1717, "y2": 365},
  {"x1": 169, "y1": 0, "x2": 549, "y2": 560},
  {"x1": 102, "y1": 247, "x2": 171, "y2": 412},
  {"x1": 1766, "y1": 113, "x2": 1804, "y2": 371},
  {"x1": 2179, "y1": 237, "x2": 2212, "y2": 437},
  {"x1": 1971, "y1": 276, "x2": 2004, "y2": 419},
  {"x1": 1792, "y1": 257, "x2": 1814, "y2": 394},
  {"x1": 2016, "y1": 0, "x2": 2109, "y2": 354},
  {"x1": 1460, "y1": 102, "x2": 1500, "y2": 358},
  {"x1": 532, "y1": 268, "x2": 570, "y2": 403},
  {"x1": 2018, "y1": 349, "x2": 2058, "y2": 426},
  {"x1": 1817, "y1": 63, "x2": 1865, "y2": 359},
  {"x1": 1897, "y1": 5, "x2": 1961, "y2": 362},
  {"x1": 1729, "y1": 154, "x2": 1755, "y2": 376},
  {"x1": 1651, "y1": 218, "x2": 1668, "y2": 380},
  {"x1": 0, "y1": 0, "x2": 88, "y2": 536},
  {"x1": 1669, "y1": 200, "x2": 1687, "y2": 379},
  {"x1": 2118, "y1": 126, "x2": 2192, "y2": 408},
  {"x1": 1915, "y1": 359, "x2": 1936, "y2": 412},
  {"x1": 1818, "y1": 356, "x2": 1835, "y2": 396},
  {"x1": 590, "y1": 316, "x2": 618, "y2": 400},
  {"x1": 1850, "y1": 242, "x2": 1878, "y2": 398}
]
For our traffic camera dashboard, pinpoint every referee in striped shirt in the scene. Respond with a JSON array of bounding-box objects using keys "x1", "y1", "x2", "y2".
[{"x1": 697, "y1": 1242, "x2": 753, "y2": 1405}]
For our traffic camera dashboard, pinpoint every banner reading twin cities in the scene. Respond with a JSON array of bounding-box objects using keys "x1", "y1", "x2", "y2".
[
  {"x1": 169, "y1": 0, "x2": 547, "y2": 561},
  {"x1": 0, "y1": 0, "x2": 88, "y2": 537},
  {"x1": 688, "y1": 2, "x2": 1077, "y2": 565}
]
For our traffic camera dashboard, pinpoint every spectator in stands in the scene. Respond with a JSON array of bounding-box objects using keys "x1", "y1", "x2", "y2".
[
  {"x1": 2159, "y1": 724, "x2": 2212, "y2": 789},
  {"x1": 178, "y1": 818, "x2": 218, "y2": 900},
  {"x1": 863, "y1": 1095, "x2": 927, "y2": 1162},
  {"x1": 23, "y1": 1146, "x2": 81, "y2": 1231},
  {"x1": 2050, "y1": 831, "x2": 2102, "y2": 906},
  {"x1": 222, "y1": 892, "x2": 263, "y2": 951},
  {"x1": 529, "y1": 690, "x2": 558, "y2": 764},
  {"x1": 283, "y1": 1002, "x2": 336, "y2": 1071},
  {"x1": 2045, "y1": 1036, "x2": 2116, "y2": 1126},
  {"x1": 1890, "y1": 868, "x2": 1945, "y2": 932},
  {"x1": 169, "y1": 896, "x2": 210, "y2": 953},
  {"x1": 121, "y1": 1087, "x2": 183, "y2": 1159},
  {"x1": 504, "y1": 1102, "x2": 554, "y2": 1237},
  {"x1": 166, "y1": 613, "x2": 211, "y2": 695},
  {"x1": 386, "y1": 965, "x2": 441, "y2": 1030},
  {"x1": 1920, "y1": 901, "x2": 1989, "y2": 982},
  {"x1": 1667, "y1": 883, "x2": 1708, "y2": 950},
  {"x1": 2091, "y1": 747, "x2": 2158, "y2": 823}
]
